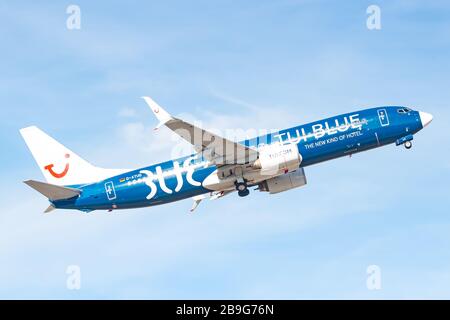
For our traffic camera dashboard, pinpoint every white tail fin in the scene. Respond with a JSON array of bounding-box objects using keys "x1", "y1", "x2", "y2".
[{"x1": 20, "y1": 126, "x2": 128, "y2": 186}]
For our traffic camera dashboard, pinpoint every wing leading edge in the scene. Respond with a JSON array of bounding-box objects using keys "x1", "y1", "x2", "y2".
[{"x1": 142, "y1": 96, "x2": 258, "y2": 165}]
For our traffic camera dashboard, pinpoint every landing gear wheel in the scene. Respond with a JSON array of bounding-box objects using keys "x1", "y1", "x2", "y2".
[
  {"x1": 236, "y1": 182, "x2": 247, "y2": 192},
  {"x1": 238, "y1": 189, "x2": 250, "y2": 197},
  {"x1": 235, "y1": 180, "x2": 249, "y2": 197},
  {"x1": 404, "y1": 141, "x2": 412, "y2": 149}
]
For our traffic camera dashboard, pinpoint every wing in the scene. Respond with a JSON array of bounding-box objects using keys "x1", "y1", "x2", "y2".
[
  {"x1": 190, "y1": 189, "x2": 235, "y2": 212},
  {"x1": 142, "y1": 97, "x2": 258, "y2": 165}
]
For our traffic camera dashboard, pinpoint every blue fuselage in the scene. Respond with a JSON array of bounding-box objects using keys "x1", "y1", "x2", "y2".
[{"x1": 54, "y1": 106, "x2": 424, "y2": 212}]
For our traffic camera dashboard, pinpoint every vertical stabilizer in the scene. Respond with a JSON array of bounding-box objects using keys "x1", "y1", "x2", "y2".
[{"x1": 20, "y1": 126, "x2": 127, "y2": 186}]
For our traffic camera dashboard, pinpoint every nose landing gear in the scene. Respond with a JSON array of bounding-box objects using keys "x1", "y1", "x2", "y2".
[{"x1": 396, "y1": 134, "x2": 414, "y2": 150}]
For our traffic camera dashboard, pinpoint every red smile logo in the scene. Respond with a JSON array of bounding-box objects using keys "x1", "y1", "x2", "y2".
[{"x1": 44, "y1": 154, "x2": 70, "y2": 178}]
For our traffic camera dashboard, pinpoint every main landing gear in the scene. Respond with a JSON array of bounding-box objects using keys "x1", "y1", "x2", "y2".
[
  {"x1": 235, "y1": 179, "x2": 250, "y2": 197},
  {"x1": 234, "y1": 166, "x2": 250, "y2": 197},
  {"x1": 404, "y1": 141, "x2": 412, "y2": 149}
]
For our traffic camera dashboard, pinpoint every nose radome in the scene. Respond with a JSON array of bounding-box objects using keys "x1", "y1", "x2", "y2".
[{"x1": 419, "y1": 111, "x2": 433, "y2": 128}]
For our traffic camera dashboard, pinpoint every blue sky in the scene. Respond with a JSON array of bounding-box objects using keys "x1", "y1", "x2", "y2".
[{"x1": 1, "y1": 0, "x2": 449, "y2": 299}]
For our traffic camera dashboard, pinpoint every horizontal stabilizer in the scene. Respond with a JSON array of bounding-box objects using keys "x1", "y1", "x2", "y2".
[{"x1": 24, "y1": 180, "x2": 81, "y2": 201}]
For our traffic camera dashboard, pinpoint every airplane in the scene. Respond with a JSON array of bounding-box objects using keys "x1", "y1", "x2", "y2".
[{"x1": 20, "y1": 97, "x2": 433, "y2": 213}]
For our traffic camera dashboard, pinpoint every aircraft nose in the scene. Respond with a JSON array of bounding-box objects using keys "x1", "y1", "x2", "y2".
[{"x1": 419, "y1": 111, "x2": 433, "y2": 128}]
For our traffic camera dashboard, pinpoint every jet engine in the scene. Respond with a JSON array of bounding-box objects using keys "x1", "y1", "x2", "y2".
[
  {"x1": 258, "y1": 168, "x2": 307, "y2": 194},
  {"x1": 253, "y1": 143, "x2": 302, "y2": 176}
]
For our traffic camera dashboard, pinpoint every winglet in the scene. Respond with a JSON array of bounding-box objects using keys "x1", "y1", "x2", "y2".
[
  {"x1": 190, "y1": 196, "x2": 202, "y2": 213},
  {"x1": 44, "y1": 204, "x2": 56, "y2": 213},
  {"x1": 190, "y1": 194, "x2": 209, "y2": 213},
  {"x1": 141, "y1": 96, "x2": 174, "y2": 130}
]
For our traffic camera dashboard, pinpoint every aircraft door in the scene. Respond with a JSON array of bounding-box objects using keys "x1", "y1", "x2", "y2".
[
  {"x1": 377, "y1": 109, "x2": 389, "y2": 127},
  {"x1": 105, "y1": 181, "x2": 117, "y2": 200}
]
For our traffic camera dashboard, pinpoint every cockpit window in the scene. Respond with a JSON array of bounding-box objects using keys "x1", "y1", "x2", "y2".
[{"x1": 397, "y1": 107, "x2": 411, "y2": 114}]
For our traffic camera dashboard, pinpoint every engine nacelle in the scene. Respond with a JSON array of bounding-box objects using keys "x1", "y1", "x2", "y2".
[
  {"x1": 258, "y1": 168, "x2": 307, "y2": 194},
  {"x1": 253, "y1": 143, "x2": 302, "y2": 176}
]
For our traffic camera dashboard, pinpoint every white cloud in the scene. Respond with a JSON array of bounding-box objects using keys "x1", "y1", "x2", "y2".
[
  {"x1": 114, "y1": 92, "x2": 299, "y2": 165},
  {"x1": 117, "y1": 107, "x2": 137, "y2": 118}
]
